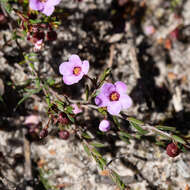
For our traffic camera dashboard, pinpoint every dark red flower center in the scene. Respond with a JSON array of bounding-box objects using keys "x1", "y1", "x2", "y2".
[
  {"x1": 39, "y1": 0, "x2": 47, "y2": 2},
  {"x1": 73, "y1": 67, "x2": 81, "y2": 76},
  {"x1": 109, "y1": 91, "x2": 120, "y2": 101}
]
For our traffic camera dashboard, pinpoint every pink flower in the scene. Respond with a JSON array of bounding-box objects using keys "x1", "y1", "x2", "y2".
[
  {"x1": 24, "y1": 115, "x2": 40, "y2": 126},
  {"x1": 71, "y1": 104, "x2": 82, "y2": 114},
  {"x1": 95, "y1": 81, "x2": 132, "y2": 115},
  {"x1": 29, "y1": 0, "x2": 61, "y2": 16},
  {"x1": 99, "y1": 120, "x2": 110, "y2": 132},
  {"x1": 59, "y1": 54, "x2": 89, "y2": 85},
  {"x1": 144, "y1": 25, "x2": 155, "y2": 35}
]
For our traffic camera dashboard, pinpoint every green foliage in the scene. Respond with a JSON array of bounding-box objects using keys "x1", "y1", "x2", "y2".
[
  {"x1": 1, "y1": 0, "x2": 12, "y2": 13},
  {"x1": 90, "y1": 142, "x2": 107, "y2": 148},
  {"x1": 129, "y1": 121, "x2": 148, "y2": 135},
  {"x1": 172, "y1": 135, "x2": 186, "y2": 145},
  {"x1": 38, "y1": 168, "x2": 58, "y2": 190},
  {"x1": 156, "y1": 125, "x2": 176, "y2": 132}
]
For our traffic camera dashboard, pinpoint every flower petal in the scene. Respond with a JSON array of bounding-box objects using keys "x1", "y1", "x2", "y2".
[
  {"x1": 100, "y1": 83, "x2": 115, "y2": 96},
  {"x1": 82, "y1": 60, "x2": 89, "y2": 75},
  {"x1": 63, "y1": 75, "x2": 83, "y2": 85},
  {"x1": 120, "y1": 94, "x2": 133, "y2": 110},
  {"x1": 46, "y1": 0, "x2": 61, "y2": 6},
  {"x1": 42, "y1": 5, "x2": 55, "y2": 16},
  {"x1": 115, "y1": 81, "x2": 127, "y2": 94},
  {"x1": 69, "y1": 54, "x2": 82, "y2": 66},
  {"x1": 95, "y1": 93, "x2": 109, "y2": 107},
  {"x1": 59, "y1": 62, "x2": 74, "y2": 76},
  {"x1": 107, "y1": 101, "x2": 122, "y2": 115},
  {"x1": 29, "y1": 0, "x2": 43, "y2": 10}
]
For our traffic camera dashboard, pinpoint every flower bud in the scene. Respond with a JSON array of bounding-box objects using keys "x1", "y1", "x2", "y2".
[
  {"x1": 58, "y1": 113, "x2": 69, "y2": 125},
  {"x1": 39, "y1": 129, "x2": 48, "y2": 139},
  {"x1": 32, "y1": 31, "x2": 45, "y2": 43},
  {"x1": 99, "y1": 120, "x2": 110, "y2": 132},
  {"x1": 47, "y1": 30, "x2": 57, "y2": 41},
  {"x1": 59, "y1": 130, "x2": 70, "y2": 140},
  {"x1": 166, "y1": 143, "x2": 180, "y2": 157}
]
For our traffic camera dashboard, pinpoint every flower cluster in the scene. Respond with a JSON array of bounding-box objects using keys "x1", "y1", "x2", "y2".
[
  {"x1": 59, "y1": 55, "x2": 89, "y2": 85},
  {"x1": 29, "y1": 0, "x2": 61, "y2": 16},
  {"x1": 95, "y1": 82, "x2": 132, "y2": 115}
]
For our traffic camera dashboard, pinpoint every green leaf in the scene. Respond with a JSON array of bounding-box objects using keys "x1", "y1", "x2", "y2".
[
  {"x1": 97, "y1": 157, "x2": 106, "y2": 170},
  {"x1": 113, "y1": 116, "x2": 121, "y2": 129},
  {"x1": 0, "y1": 95, "x2": 4, "y2": 103},
  {"x1": 111, "y1": 170, "x2": 126, "y2": 190},
  {"x1": 85, "y1": 85, "x2": 89, "y2": 101},
  {"x1": 16, "y1": 88, "x2": 41, "y2": 109},
  {"x1": 99, "y1": 68, "x2": 111, "y2": 83},
  {"x1": 119, "y1": 131, "x2": 133, "y2": 139},
  {"x1": 127, "y1": 117, "x2": 144, "y2": 125},
  {"x1": 66, "y1": 106, "x2": 73, "y2": 114},
  {"x1": 156, "y1": 125, "x2": 176, "y2": 132},
  {"x1": 46, "y1": 96, "x2": 51, "y2": 107},
  {"x1": 83, "y1": 144, "x2": 91, "y2": 156},
  {"x1": 130, "y1": 121, "x2": 148, "y2": 135},
  {"x1": 119, "y1": 135, "x2": 130, "y2": 144},
  {"x1": 29, "y1": 19, "x2": 42, "y2": 24},
  {"x1": 1, "y1": 0, "x2": 12, "y2": 13},
  {"x1": 81, "y1": 132, "x2": 92, "y2": 139},
  {"x1": 66, "y1": 113, "x2": 74, "y2": 123},
  {"x1": 92, "y1": 148, "x2": 102, "y2": 157},
  {"x1": 172, "y1": 135, "x2": 186, "y2": 144},
  {"x1": 46, "y1": 77, "x2": 55, "y2": 86},
  {"x1": 90, "y1": 142, "x2": 107, "y2": 148},
  {"x1": 55, "y1": 100, "x2": 65, "y2": 112}
]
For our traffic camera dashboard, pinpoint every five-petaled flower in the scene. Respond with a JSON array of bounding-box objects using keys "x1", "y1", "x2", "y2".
[
  {"x1": 29, "y1": 0, "x2": 61, "y2": 16},
  {"x1": 99, "y1": 120, "x2": 110, "y2": 132},
  {"x1": 59, "y1": 54, "x2": 89, "y2": 85},
  {"x1": 95, "y1": 82, "x2": 132, "y2": 115}
]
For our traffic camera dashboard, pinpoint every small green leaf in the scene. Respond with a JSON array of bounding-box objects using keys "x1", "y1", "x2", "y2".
[
  {"x1": 156, "y1": 125, "x2": 176, "y2": 132},
  {"x1": 113, "y1": 116, "x2": 121, "y2": 129},
  {"x1": 46, "y1": 77, "x2": 55, "y2": 86},
  {"x1": 172, "y1": 135, "x2": 186, "y2": 144},
  {"x1": 99, "y1": 68, "x2": 111, "y2": 83},
  {"x1": 83, "y1": 144, "x2": 91, "y2": 156},
  {"x1": 90, "y1": 142, "x2": 106, "y2": 148},
  {"x1": 92, "y1": 148, "x2": 102, "y2": 157},
  {"x1": 57, "y1": 103, "x2": 64, "y2": 112},
  {"x1": 16, "y1": 88, "x2": 41, "y2": 109},
  {"x1": 29, "y1": 19, "x2": 42, "y2": 24},
  {"x1": 119, "y1": 135, "x2": 130, "y2": 144},
  {"x1": 130, "y1": 121, "x2": 148, "y2": 135},
  {"x1": 97, "y1": 157, "x2": 106, "y2": 170},
  {"x1": 66, "y1": 106, "x2": 73, "y2": 114},
  {"x1": 119, "y1": 131, "x2": 133, "y2": 139},
  {"x1": 127, "y1": 117, "x2": 144, "y2": 125},
  {"x1": 0, "y1": 95, "x2": 4, "y2": 103},
  {"x1": 85, "y1": 85, "x2": 89, "y2": 101},
  {"x1": 81, "y1": 132, "x2": 92, "y2": 139},
  {"x1": 66, "y1": 113, "x2": 74, "y2": 123}
]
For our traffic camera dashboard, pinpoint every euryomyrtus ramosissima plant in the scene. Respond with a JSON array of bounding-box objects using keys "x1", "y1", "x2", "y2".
[
  {"x1": 29, "y1": 0, "x2": 61, "y2": 16},
  {"x1": 59, "y1": 54, "x2": 89, "y2": 85},
  {"x1": 95, "y1": 82, "x2": 132, "y2": 115}
]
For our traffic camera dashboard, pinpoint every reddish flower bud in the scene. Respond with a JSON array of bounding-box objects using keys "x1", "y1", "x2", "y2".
[
  {"x1": 58, "y1": 113, "x2": 69, "y2": 125},
  {"x1": 32, "y1": 31, "x2": 45, "y2": 43},
  {"x1": 39, "y1": 129, "x2": 48, "y2": 139},
  {"x1": 166, "y1": 143, "x2": 180, "y2": 157},
  {"x1": 59, "y1": 130, "x2": 70, "y2": 140},
  {"x1": 47, "y1": 30, "x2": 57, "y2": 41},
  {"x1": 170, "y1": 28, "x2": 179, "y2": 40},
  {"x1": 0, "y1": 13, "x2": 7, "y2": 24}
]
